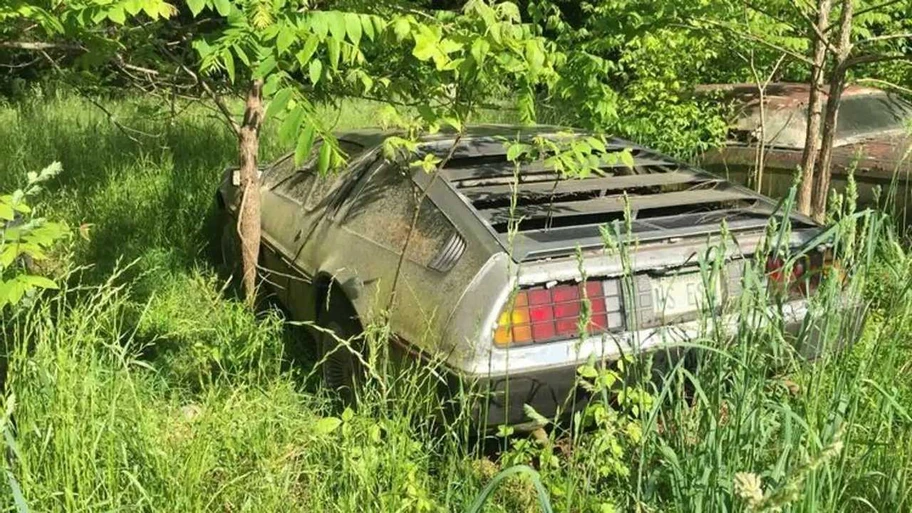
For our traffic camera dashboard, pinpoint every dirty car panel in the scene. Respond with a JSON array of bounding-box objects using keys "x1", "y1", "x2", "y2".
[{"x1": 217, "y1": 125, "x2": 841, "y2": 427}]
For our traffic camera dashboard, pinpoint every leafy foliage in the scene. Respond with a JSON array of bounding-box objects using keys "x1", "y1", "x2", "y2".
[{"x1": 0, "y1": 162, "x2": 68, "y2": 310}]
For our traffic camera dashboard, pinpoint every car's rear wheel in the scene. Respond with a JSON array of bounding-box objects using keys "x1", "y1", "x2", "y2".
[{"x1": 318, "y1": 291, "x2": 364, "y2": 404}]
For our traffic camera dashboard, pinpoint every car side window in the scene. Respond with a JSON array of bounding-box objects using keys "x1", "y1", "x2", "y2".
[
  {"x1": 343, "y1": 165, "x2": 458, "y2": 268},
  {"x1": 263, "y1": 153, "x2": 295, "y2": 189},
  {"x1": 271, "y1": 141, "x2": 362, "y2": 211},
  {"x1": 304, "y1": 141, "x2": 365, "y2": 211},
  {"x1": 271, "y1": 144, "x2": 321, "y2": 202}
]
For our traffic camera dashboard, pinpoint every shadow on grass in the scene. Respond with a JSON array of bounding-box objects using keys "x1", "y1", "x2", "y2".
[{"x1": 0, "y1": 93, "x2": 322, "y2": 389}]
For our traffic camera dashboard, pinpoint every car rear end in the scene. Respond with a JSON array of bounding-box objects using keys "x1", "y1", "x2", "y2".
[{"x1": 428, "y1": 134, "x2": 838, "y2": 428}]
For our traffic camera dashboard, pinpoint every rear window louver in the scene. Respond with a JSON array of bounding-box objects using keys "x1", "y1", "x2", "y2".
[{"x1": 441, "y1": 143, "x2": 758, "y2": 235}]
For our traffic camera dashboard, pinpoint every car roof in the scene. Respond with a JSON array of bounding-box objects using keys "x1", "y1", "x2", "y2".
[{"x1": 694, "y1": 82, "x2": 886, "y2": 109}]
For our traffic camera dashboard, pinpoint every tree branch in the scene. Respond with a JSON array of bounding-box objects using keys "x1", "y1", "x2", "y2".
[
  {"x1": 854, "y1": 32, "x2": 912, "y2": 46},
  {"x1": 787, "y1": 2, "x2": 838, "y2": 55},
  {"x1": 0, "y1": 41, "x2": 82, "y2": 51},
  {"x1": 843, "y1": 52, "x2": 912, "y2": 69}
]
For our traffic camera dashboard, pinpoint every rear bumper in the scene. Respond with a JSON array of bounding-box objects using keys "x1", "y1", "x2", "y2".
[
  {"x1": 456, "y1": 299, "x2": 866, "y2": 428},
  {"x1": 464, "y1": 346, "x2": 690, "y2": 429}
]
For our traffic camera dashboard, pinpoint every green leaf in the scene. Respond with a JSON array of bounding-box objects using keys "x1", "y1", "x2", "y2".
[
  {"x1": 361, "y1": 15, "x2": 375, "y2": 41},
  {"x1": 262, "y1": 74, "x2": 281, "y2": 96},
  {"x1": 213, "y1": 0, "x2": 230, "y2": 16},
  {"x1": 317, "y1": 142, "x2": 332, "y2": 174},
  {"x1": 506, "y1": 143, "x2": 527, "y2": 162},
  {"x1": 187, "y1": 0, "x2": 205, "y2": 17},
  {"x1": 327, "y1": 11, "x2": 346, "y2": 41},
  {"x1": 619, "y1": 149, "x2": 634, "y2": 169},
  {"x1": 107, "y1": 6, "x2": 125, "y2": 24},
  {"x1": 276, "y1": 25, "x2": 296, "y2": 55},
  {"x1": 157, "y1": 2, "x2": 175, "y2": 19},
  {"x1": 489, "y1": 23, "x2": 502, "y2": 45},
  {"x1": 19, "y1": 244, "x2": 47, "y2": 261},
  {"x1": 0, "y1": 280, "x2": 12, "y2": 309},
  {"x1": 0, "y1": 246, "x2": 16, "y2": 268},
  {"x1": 6, "y1": 279, "x2": 25, "y2": 306},
  {"x1": 19, "y1": 275, "x2": 58, "y2": 290},
  {"x1": 474, "y1": 1, "x2": 497, "y2": 28},
  {"x1": 92, "y1": 8, "x2": 108, "y2": 24},
  {"x1": 265, "y1": 88, "x2": 293, "y2": 120},
  {"x1": 344, "y1": 12, "x2": 362, "y2": 46},
  {"x1": 141, "y1": 0, "x2": 158, "y2": 18},
  {"x1": 308, "y1": 59, "x2": 323, "y2": 85},
  {"x1": 412, "y1": 29, "x2": 438, "y2": 62},
  {"x1": 392, "y1": 17, "x2": 411, "y2": 41},
  {"x1": 438, "y1": 38, "x2": 462, "y2": 55},
  {"x1": 295, "y1": 125, "x2": 316, "y2": 166},
  {"x1": 232, "y1": 44, "x2": 250, "y2": 66},
  {"x1": 310, "y1": 11, "x2": 329, "y2": 39},
  {"x1": 525, "y1": 40, "x2": 545, "y2": 74},
  {"x1": 255, "y1": 55, "x2": 277, "y2": 78},
  {"x1": 586, "y1": 136, "x2": 607, "y2": 153},
  {"x1": 523, "y1": 404, "x2": 551, "y2": 427},
  {"x1": 471, "y1": 37, "x2": 489, "y2": 65},
  {"x1": 371, "y1": 16, "x2": 385, "y2": 39},
  {"x1": 0, "y1": 203, "x2": 13, "y2": 221},
  {"x1": 312, "y1": 417, "x2": 342, "y2": 436},
  {"x1": 193, "y1": 39, "x2": 213, "y2": 59},
  {"x1": 296, "y1": 34, "x2": 320, "y2": 67},
  {"x1": 222, "y1": 50, "x2": 235, "y2": 82},
  {"x1": 26, "y1": 222, "x2": 67, "y2": 246},
  {"x1": 499, "y1": 1, "x2": 521, "y2": 22},
  {"x1": 358, "y1": 72, "x2": 373, "y2": 93},
  {"x1": 326, "y1": 37, "x2": 340, "y2": 70},
  {"x1": 279, "y1": 106, "x2": 306, "y2": 146},
  {"x1": 123, "y1": 0, "x2": 143, "y2": 16},
  {"x1": 577, "y1": 364, "x2": 599, "y2": 379}
]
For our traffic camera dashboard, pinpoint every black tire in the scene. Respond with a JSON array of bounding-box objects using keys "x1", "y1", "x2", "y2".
[{"x1": 318, "y1": 289, "x2": 364, "y2": 403}]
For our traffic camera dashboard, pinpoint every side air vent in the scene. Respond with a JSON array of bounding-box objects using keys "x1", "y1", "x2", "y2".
[{"x1": 428, "y1": 232, "x2": 466, "y2": 272}]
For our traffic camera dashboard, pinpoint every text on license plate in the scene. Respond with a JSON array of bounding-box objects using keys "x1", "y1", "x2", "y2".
[{"x1": 651, "y1": 272, "x2": 721, "y2": 317}]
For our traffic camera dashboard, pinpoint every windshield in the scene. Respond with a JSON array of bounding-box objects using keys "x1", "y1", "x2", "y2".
[
  {"x1": 837, "y1": 93, "x2": 912, "y2": 140},
  {"x1": 730, "y1": 92, "x2": 912, "y2": 148}
]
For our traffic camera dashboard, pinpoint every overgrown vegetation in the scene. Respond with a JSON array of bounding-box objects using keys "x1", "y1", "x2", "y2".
[
  {"x1": 2, "y1": 0, "x2": 912, "y2": 510},
  {"x1": 1, "y1": 89, "x2": 912, "y2": 512}
]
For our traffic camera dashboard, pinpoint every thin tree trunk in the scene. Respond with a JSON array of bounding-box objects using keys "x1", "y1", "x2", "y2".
[
  {"x1": 812, "y1": 0, "x2": 854, "y2": 222},
  {"x1": 797, "y1": 0, "x2": 833, "y2": 215},
  {"x1": 238, "y1": 79, "x2": 264, "y2": 306}
]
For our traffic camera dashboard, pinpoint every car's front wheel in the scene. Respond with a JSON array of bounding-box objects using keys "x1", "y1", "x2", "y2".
[{"x1": 318, "y1": 291, "x2": 364, "y2": 404}]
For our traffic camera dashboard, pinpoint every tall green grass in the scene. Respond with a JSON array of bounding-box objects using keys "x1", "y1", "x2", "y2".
[{"x1": 2, "y1": 91, "x2": 912, "y2": 512}]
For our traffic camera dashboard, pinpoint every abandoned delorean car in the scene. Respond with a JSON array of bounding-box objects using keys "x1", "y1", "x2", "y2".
[{"x1": 215, "y1": 125, "x2": 837, "y2": 427}]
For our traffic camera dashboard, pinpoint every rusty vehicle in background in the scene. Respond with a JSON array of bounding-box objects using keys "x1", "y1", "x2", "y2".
[
  {"x1": 215, "y1": 125, "x2": 849, "y2": 428},
  {"x1": 698, "y1": 83, "x2": 912, "y2": 220}
]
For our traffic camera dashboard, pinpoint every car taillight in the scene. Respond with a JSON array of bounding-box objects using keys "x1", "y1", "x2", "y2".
[
  {"x1": 766, "y1": 249, "x2": 835, "y2": 299},
  {"x1": 494, "y1": 279, "x2": 625, "y2": 347}
]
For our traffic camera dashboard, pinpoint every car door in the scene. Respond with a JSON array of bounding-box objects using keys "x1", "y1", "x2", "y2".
[{"x1": 276, "y1": 141, "x2": 373, "y2": 319}]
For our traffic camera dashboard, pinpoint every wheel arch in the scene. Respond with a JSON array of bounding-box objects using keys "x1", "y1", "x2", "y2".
[{"x1": 313, "y1": 271, "x2": 364, "y2": 332}]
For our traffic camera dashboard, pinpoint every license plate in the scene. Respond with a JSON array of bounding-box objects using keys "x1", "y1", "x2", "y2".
[{"x1": 651, "y1": 272, "x2": 720, "y2": 317}]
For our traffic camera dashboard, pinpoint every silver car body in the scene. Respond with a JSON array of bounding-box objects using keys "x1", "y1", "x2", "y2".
[{"x1": 217, "y1": 125, "x2": 827, "y2": 422}]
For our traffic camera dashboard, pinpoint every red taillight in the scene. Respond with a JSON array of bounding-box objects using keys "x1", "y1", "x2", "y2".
[
  {"x1": 766, "y1": 250, "x2": 835, "y2": 299},
  {"x1": 494, "y1": 279, "x2": 624, "y2": 347}
]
